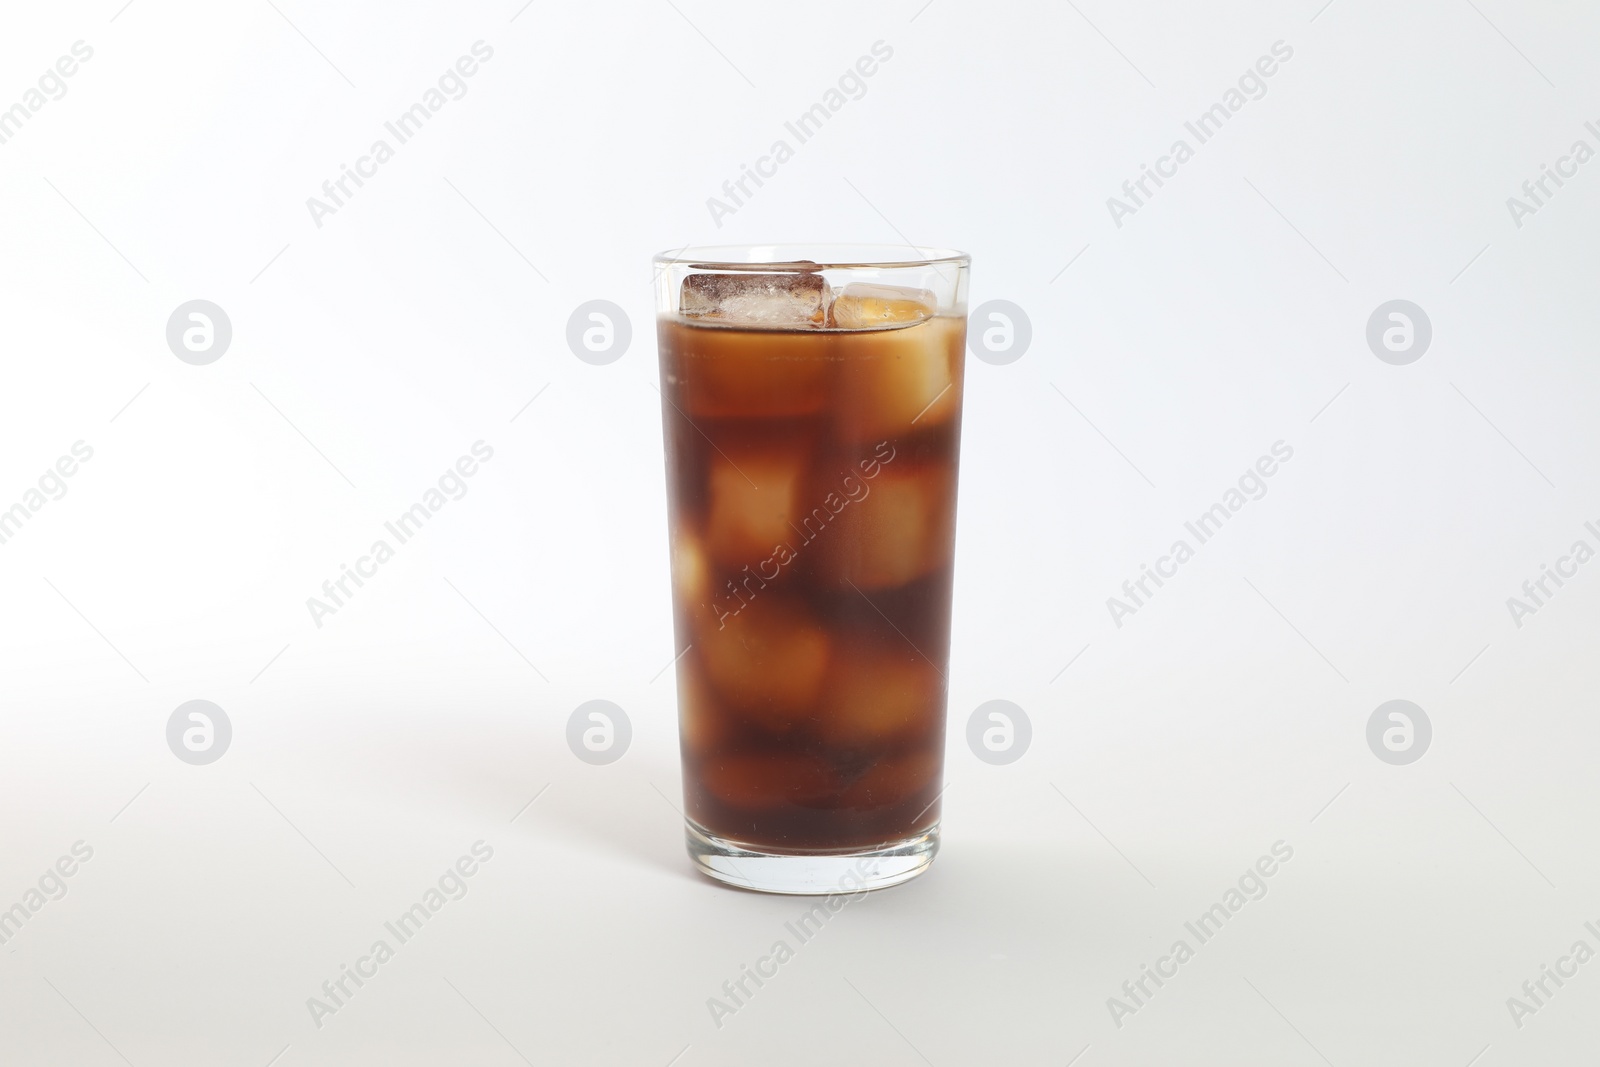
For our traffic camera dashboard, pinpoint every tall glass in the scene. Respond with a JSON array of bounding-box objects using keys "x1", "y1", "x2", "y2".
[{"x1": 654, "y1": 246, "x2": 969, "y2": 894}]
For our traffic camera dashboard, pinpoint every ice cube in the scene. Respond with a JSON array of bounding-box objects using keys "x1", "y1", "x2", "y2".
[
  {"x1": 706, "y1": 442, "x2": 808, "y2": 567},
  {"x1": 835, "y1": 315, "x2": 963, "y2": 442},
  {"x1": 839, "y1": 751, "x2": 941, "y2": 812},
  {"x1": 698, "y1": 753, "x2": 837, "y2": 811},
  {"x1": 829, "y1": 283, "x2": 935, "y2": 329},
  {"x1": 681, "y1": 271, "x2": 830, "y2": 327},
  {"x1": 675, "y1": 653, "x2": 727, "y2": 756},
  {"x1": 816, "y1": 642, "x2": 943, "y2": 747},
  {"x1": 665, "y1": 320, "x2": 833, "y2": 418},
  {"x1": 821, "y1": 462, "x2": 955, "y2": 590},
  {"x1": 671, "y1": 527, "x2": 710, "y2": 605},
  {"x1": 695, "y1": 597, "x2": 831, "y2": 729}
]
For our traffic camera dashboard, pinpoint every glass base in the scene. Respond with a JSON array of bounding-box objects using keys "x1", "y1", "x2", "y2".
[{"x1": 685, "y1": 819, "x2": 939, "y2": 895}]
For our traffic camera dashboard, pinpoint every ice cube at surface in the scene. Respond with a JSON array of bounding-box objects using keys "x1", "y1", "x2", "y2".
[
  {"x1": 835, "y1": 316, "x2": 963, "y2": 442},
  {"x1": 680, "y1": 270, "x2": 830, "y2": 326},
  {"x1": 829, "y1": 283, "x2": 935, "y2": 329}
]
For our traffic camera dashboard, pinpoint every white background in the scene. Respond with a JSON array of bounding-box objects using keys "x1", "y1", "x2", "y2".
[{"x1": 2, "y1": 0, "x2": 1598, "y2": 1063}]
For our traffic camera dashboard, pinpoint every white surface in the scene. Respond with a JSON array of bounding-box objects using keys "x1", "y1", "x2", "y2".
[{"x1": 1, "y1": 0, "x2": 1598, "y2": 1063}]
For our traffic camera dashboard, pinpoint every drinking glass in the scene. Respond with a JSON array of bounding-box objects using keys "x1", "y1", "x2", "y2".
[{"x1": 654, "y1": 245, "x2": 968, "y2": 894}]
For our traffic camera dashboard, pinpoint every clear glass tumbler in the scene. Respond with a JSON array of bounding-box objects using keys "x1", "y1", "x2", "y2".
[{"x1": 654, "y1": 245, "x2": 968, "y2": 894}]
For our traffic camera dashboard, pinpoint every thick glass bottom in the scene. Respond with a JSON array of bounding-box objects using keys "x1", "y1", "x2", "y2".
[{"x1": 685, "y1": 818, "x2": 939, "y2": 895}]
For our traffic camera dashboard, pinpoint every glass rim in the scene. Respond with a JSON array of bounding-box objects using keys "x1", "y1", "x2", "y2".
[{"x1": 653, "y1": 243, "x2": 969, "y2": 271}]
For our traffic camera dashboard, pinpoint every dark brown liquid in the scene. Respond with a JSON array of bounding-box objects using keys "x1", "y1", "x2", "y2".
[{"x1": 658, "y1": 315, "x2": 965, "y2": 852}]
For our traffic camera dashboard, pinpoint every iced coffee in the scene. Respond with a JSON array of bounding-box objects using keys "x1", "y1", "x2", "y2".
[{"x1": 655, "y1": 247, "x2": 968, "y2": 894}]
